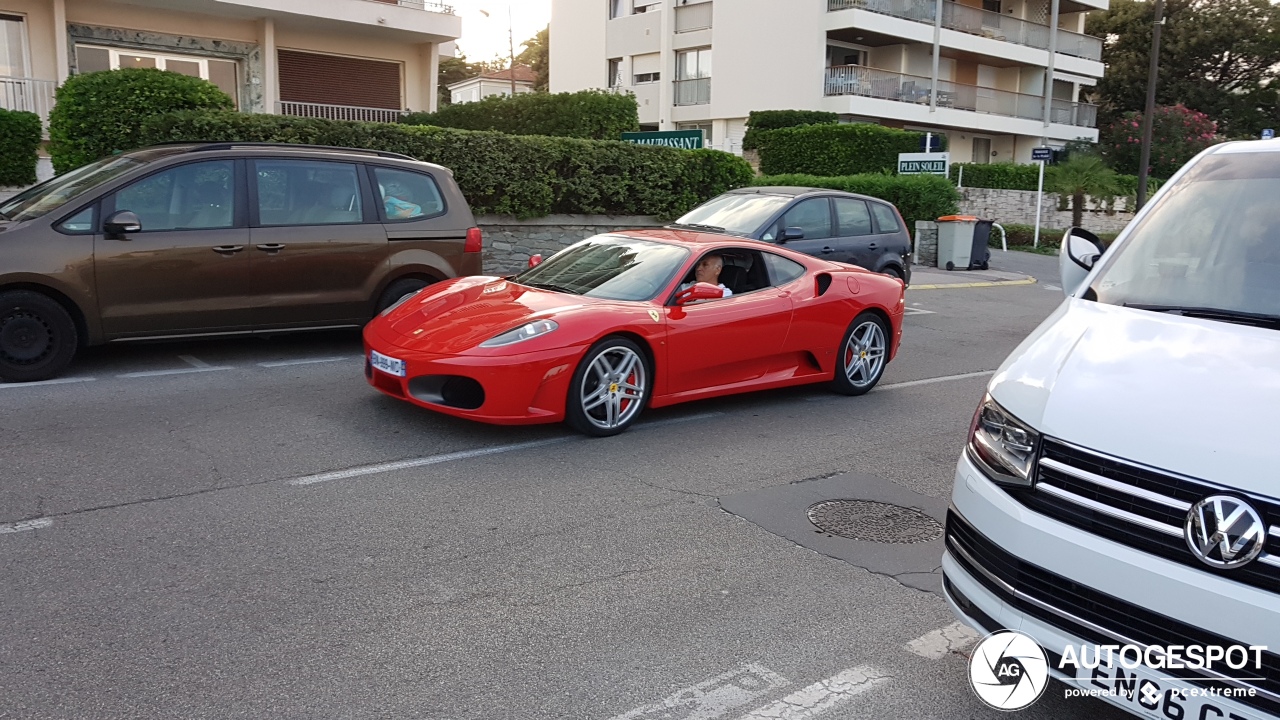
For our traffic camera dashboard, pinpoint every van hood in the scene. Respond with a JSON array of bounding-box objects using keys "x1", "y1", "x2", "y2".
[{"x1": 990, "y1": 298, "x2": 1280, "y2": 495}]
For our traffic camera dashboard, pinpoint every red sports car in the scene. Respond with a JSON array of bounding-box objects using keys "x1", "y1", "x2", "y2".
[{"x1": 363, "y1": 230, "x2": 905, "y2": 436}]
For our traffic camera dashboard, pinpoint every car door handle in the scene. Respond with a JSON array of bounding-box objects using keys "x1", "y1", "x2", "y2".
[
  {"x1": 256, "y1": 243, "x2": 286, "y2": 253},
  {"x1": 821, "y1": 246, "x2": 835, "y2": 254},
  {"x1": 868, "y1": 243, "x2": 878, "y2": 250},
  {"x1": 212, "y1": 245, "x2": 244, "y2": 255}
]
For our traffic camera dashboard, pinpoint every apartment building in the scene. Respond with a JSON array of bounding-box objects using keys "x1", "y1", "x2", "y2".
[
  {"x1": 550, "y1": 0, "x2": 1105, "y2": 162},
  {"x1": 1, "y1": 0, "x2": 460, "y2": 132}
]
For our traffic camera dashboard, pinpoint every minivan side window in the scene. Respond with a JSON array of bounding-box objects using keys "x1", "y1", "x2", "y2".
[
  {"x1": 56, "y1": 205, "x2": 96, "y2": 235},
  {"x1": 833, "y1": 198, "x2": 873, "y2": 236},
  {"x1": 113, "y1": 160, "x2": 236, "y2": 231},
  {"x1": 777, "y1": 198, "x2": 833, "y2": 240},
  {"x1": 372, "y1": 167, "x2": 445, "y2": 221},
  {"x1": 255, "y1": 160, "x2": 364, "y2": 227},
  {"x1": 870, "y1": 203, "x2": 901, "y2": 233}
]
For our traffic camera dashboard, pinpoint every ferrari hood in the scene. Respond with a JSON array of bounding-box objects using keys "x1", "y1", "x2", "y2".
[
  {"x1": 377, "y1": 276, "x2": 593, "y2": 354},
  {"x1": 990, "y1": 299, "x2": 1280, "y2": 495}
]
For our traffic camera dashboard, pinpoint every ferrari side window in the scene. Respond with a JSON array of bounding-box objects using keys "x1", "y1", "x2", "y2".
[{"x1": 763, "y1": 253, "x2": 805, "y2": 286}]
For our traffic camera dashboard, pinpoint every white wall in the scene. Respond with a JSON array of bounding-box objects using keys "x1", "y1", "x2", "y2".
[{"x1": 550, "y1": 0, "x2": 607, "y2": 92}]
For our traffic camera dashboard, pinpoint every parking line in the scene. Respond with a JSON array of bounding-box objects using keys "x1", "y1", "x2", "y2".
[
  {"x1": 118, "y1": 366, "x2": 234, "y2": 379},
  {"x1": 0, "y1": 377, "x2": 95, "y2": 390},
  {"x1": 289, "y1": 437, "x2": 574, "y2": 486},
  {"x1": 179, "y1": 355, "x2": 212, "y2": 369},
  {"x1": 606, "y1": 664, "x2": 790, "y2": 720},
  {"x1": 733, "y1": 665, "x2": 889, "y2": 720},
  {"x1": 879, "y1": 370, "x2": 993, "y2": 390},
  {"x1": 0, "y1": 518, "x2": 52, "y2": 534},
  {"x1": 904, "y1": 622, "x2": 980, "y2": 660},
  {"x1": 258, "y1": 357, "x2": 348, "y2": 368},
  {"x1": 910, "y1": 278, "x2": 1037, "y2": 290}
]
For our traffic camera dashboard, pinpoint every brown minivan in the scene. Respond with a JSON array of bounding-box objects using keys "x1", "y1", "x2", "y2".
[{"x1": 0, "y1": 143, "x2": 484, "y2": 382}]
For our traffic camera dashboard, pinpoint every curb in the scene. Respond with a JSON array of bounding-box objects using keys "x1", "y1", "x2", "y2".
[{"x1": 908, "y1": 278, "x2": 1038, "y2": 291}]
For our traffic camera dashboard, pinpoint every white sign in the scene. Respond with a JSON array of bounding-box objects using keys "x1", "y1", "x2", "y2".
[{"x1": 898, "y1": 152, "x2": 950, "y2": 176}]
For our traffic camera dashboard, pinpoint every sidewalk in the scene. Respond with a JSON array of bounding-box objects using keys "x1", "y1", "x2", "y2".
[{"x1": 909, "y1": 265, "x2": 1037, "y2": 290}]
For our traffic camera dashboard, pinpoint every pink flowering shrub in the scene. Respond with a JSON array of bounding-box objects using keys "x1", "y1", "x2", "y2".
[{"x1": 1100, "y1": 104, "x2": 1219, "y2": 179}]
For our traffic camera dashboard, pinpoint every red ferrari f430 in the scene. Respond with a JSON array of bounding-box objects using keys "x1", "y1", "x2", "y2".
[{"x1": 364, "y1": 230, "x2": 905, "y2": 436}]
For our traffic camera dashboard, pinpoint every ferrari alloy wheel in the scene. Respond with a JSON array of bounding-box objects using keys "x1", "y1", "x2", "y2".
[
  {"x1": 566, "y1": 337, "x2": 651, "y2": 437},
  {"x1": 831, "y1": 312, "x2": 888, "y2": 396}
]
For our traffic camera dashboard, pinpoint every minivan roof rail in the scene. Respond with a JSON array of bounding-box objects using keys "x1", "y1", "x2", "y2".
[{"x1": 157, "y1": 142, "x2": 417, "y2": 162}]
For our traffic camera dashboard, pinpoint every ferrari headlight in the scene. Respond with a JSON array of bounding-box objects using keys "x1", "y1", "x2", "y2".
[
  {"x1": 479, "y1": 320, "x2": 558, "y2": 348},
  {"x1": 967, "y1": 395, "x2": 1040, "y2": 486}
]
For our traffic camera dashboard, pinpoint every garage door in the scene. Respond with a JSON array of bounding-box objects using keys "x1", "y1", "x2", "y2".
[{"x1": 278, "y1": 50, "x2": 402, "y2": 109}]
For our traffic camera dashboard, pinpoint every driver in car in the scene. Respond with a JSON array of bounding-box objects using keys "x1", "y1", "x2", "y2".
[{"x1": 679, "y1": 254, "x2": 733, "y2": 298}]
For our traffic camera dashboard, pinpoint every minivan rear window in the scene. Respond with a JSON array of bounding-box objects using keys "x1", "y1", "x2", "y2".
[{"x1": 1, "y1": 156, "x2": 144, "y2": 223}]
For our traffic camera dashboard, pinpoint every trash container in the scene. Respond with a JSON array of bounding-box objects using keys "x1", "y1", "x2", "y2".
[{"x1": 936, "y1": 215, "x2": 993, "y2": 271}]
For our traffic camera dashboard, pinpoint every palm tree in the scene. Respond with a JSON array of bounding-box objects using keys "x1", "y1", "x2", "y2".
[{"x1": 1048, "y1": 155, "x2": 1118, "y2": 228}]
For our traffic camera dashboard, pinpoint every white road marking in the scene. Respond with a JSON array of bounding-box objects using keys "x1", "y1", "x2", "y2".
[
  {"x1": 179, "y1": 355, "x2": 212, "y2": 369},
  {"x1": 1043, "y1": 284, "x2": 1062, "y2": 291},
  {"x1": 903, "y1": 307, "x2": 936, "y2": 316},
  {"x1": 0, "y1": 377, "x2": 95, "y2": 389},
  {"x1": 607, "y1": 663, "x2": 790, "y2": 720},
  {"x1": 0, "y1": 518, "x2": 52, "y2": 534},
  {"x1": 905, "y1": 622, "x2": 980, "y2": 660},
  {"x1": 289, "y1": 437, "x2": 573, "y2": 486},
  {"x1": 258, "y1": 357, "x2": 347, "y2": 368},
  {"x1": 118, "y1": 366, "x2": 234, "y2": 379},
  {"x1": 879, "y1": 370, "x2": 993, "y2": 390},
  {"x1": 732, "y1": 665, "x2": 890, "y2": 720}
]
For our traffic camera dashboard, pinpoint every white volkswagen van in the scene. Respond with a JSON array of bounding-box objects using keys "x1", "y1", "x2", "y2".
[{"x1": 944, "y1": 141, "x2": 1280, "y2": 719}]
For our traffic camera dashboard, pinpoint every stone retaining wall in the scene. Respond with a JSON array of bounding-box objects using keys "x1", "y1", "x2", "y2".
[
  {"x1": 914, "y1": 221, "x2": 938, "y2": 267},
  {"x1": 478, "y1": 214, "x2": 666, "y2": 274},
  {"x1": 957, "y1": 187, "x2": 1132, "y2": 234}
]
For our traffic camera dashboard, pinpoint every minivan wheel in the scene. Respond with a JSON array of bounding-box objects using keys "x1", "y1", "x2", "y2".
[
  {"x1": 831, "y1": 312, "x2": 889, "y2": 396},
  {"x1": 881, "y1": 266, "x2": 904, "y2": 282},
  {"x1": 0, "y1": 291, "x2": 79, "y2": 383},
  {"x1": 376, "y1": 278, "x2": 432, "y2": 315}
]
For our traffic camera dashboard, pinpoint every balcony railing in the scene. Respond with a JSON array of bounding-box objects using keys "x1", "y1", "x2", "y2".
[
  {"x1": 278, "y1": 101, "x2": 407, "y2": 123},
  {"x1": 0, "y1": 77, "x2": 56, "y2": 127},
  {"x1": 828, "y1": 0, "x2": 1102, "y2": 61},
  {"x1": 363, "y1": 0, "x2": 456, "y2": 13},
  {"x1": 823, "y1": 65, "x2": 1097, "y2": 127},
  {"x1": 674, "y1": 77, "x2": 711, "y2": 106}
]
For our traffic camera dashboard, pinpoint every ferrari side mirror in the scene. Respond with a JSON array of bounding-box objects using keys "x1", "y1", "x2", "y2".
[
  {"x1": 528, "y1": 254, "x2": 543, "y2": 268},
  {"x1": 675, "y1": 282, "x2": 724, "y2": 306}
]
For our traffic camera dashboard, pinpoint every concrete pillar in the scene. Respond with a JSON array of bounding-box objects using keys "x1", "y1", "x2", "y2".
[
  {"x1": 658, "y1": 4, "x2": 673, "y2": 129},
  {"x1": 258, "y1": 18, "x2": 278, "y2": 114},
  {"x1": 711, "y1": 118, "x2": 728, "y2": 152},
  {"x1": 53, "y1": 0, "x2": 69, "y2": 82},
  {"x1": 421, "y1": 42, "x2": 439, "y2": 113}
]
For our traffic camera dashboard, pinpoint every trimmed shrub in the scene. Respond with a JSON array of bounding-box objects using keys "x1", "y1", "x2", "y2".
[
  {"x1": 993, "y1": 223, "x2": 1120, "y2": 249},
  {"x1": 753, "y1": 173, "x2": 960, "y2": 235},
  {"x1": 756, "y1": 124, "x2": 935, "y2": 176},
  {"x1": 950, "y1": 163, "x2": 1040, "y2": 191},
  {"x1": 48, "y1": 68, "x2": 234, "y2": 173},
  {"x1": 0, "y1": 109, "x2": 42, "y2": 186},
  {"x1": 402, "y1": 89, "x2": 639, "y2": 140},
  {"x1": 138, "y1": 111, "x2": 752, "y2": 219},
  {"x1": 742, "y1": 110, "x2": 838, "y2": 151}
]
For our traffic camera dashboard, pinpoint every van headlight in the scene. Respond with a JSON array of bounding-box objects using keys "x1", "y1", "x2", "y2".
[
  {"x1": 480, "y1": 320, "x2": 558, "y2": 348},
  {"x1": 967, "y1": 395, "x2": 1040, "y2": 486}
]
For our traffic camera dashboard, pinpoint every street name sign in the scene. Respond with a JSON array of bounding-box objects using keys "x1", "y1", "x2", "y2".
[
  {"x1": 1031, "y1": 147, "x2": 1053, "y2": 161},
  {"x1": 897, "y1": 152, "x2": 950, "y2": 175},
  {"x1": 621, "y1": 130, "x2": 705, "y2": 149}
]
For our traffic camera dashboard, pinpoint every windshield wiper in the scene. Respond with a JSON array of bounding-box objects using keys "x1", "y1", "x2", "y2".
[
  {"x1": 1124, "y1": 303, "x2": 1280, "y2": 329},
  {"x1": 521, "y1": 281, "x2": 579, "y2": 295},
  {"x1": 669, "y1": 222, "x2": 728, "y2": 233}
]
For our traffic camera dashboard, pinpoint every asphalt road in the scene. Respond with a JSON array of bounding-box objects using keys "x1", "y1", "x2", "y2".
[{"x1": 0, "y1": 250, "x2": 1131, "y2": 720}]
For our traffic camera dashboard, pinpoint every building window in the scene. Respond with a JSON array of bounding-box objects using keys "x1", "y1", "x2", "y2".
[
  {"x1": 982, "y1": 0, "x2": 1001, "y2": 12},
  {"x1": 609, "y1": 0, "x2": 624, "y2": 19},
  {"x1": 633, "y1": 0, "x2": 662, "y2": 13},
  {"x1": 75, "y1": 44, "x2": 239, "y2": 107},
  {"x1": 608, "y1": 58, "x2": 622, "y2": 88},
  {"x1": 633, "y1": 72, "x2": 660, "y2": 84},
  {"x1": 0, "y1": 14, "x2": 29, "y2": 78},
  {"x1": 827, "y1": 45, "x2": 867, "y2": 67},
  {"x1": 676, "y1": 48, "x2": 711, "y2": 81},
  {"x1": 677, "y1": 122, "x2": 712, "y2": 145}
]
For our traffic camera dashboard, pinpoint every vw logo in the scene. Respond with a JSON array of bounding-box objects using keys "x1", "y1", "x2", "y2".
[{"x1": 1184, "y1": 495, "x2": 1267, "y2": 569}]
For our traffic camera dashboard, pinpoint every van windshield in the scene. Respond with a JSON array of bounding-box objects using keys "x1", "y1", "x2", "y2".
[
  {"x1": 0, "y1": 155, "x2": 145, "y2": 223},
  {"x1": 1089, "y1": 150, "x2": 1280, "y2": 320}
]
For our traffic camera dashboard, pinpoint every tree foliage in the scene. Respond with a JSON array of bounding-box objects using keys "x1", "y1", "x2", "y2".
[
  {"x1": 516, "y1": 26, "x2": 549, "y2": 92},
  {"x1": 1087, "y1": 0, "x2": 1280, "y2": 138},
  {"x1": 1099, "y1": 104, "x2": 1218, "y2": 178},
  {"x1": 437, "y1": 55, "x2": 505, "y2": 108},
  {"x1": 1048, "y1": 155, "x2": 1120, "y2": 228}
]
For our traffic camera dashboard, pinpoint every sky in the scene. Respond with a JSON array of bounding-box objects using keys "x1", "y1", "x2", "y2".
[{"x1": 448, "y1": 0, "x2": 552, "y2": 65}]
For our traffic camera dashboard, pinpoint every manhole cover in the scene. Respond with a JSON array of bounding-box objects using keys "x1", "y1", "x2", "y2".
[{"x1": 806, "y1": 500, "x2": 943, "y2": 544}]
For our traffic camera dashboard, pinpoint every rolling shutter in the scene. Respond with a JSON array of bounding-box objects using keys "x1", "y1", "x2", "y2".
[{"x1": 278, "y1": 50, "x2": 402, "y2": 109}]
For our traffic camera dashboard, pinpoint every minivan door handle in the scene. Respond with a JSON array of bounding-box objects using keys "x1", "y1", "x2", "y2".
[
  {"x1": 868, "y1": 242, "x2": 878, "y2": 250},
  {"x1": 256, "y1": 243, "x2": 286, "y2": 253},
  {"x1": 212, "y1": 245, "x2": 244, "y2": 255},
  {"x1": 821, "y1": 246, "x2": 835, "y2": 254}
]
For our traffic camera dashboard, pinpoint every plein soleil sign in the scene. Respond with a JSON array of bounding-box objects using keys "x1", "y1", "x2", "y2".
[{"x1": 897, "y1": 152, "x2": 950, "y2": 175}]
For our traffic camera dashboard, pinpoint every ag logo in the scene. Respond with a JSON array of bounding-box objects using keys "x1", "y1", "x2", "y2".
[{"x1": 968, "y1": 630, "x2": 1049, "y2": 711}]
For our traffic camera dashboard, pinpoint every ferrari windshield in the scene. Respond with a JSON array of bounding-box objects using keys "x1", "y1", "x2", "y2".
[
  {"x1": 514, "y1": 235, "x2": 689, "y2": 301},
  {"x1": 0, "y1": 154, "x2": 147, "y2": 222},
  {"x1": 1089, "y1": 149, "x2": 1280, "y2": 320},
  {"x1": 673, "y1": 193, "x2": 792, "y2": 236}
]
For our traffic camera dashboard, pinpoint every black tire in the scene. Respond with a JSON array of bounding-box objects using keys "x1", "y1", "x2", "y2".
[
  {"x1": 831, "y1": 312, "x2": 889, "y2": 396},
  {"x1": 881, "y1": 265, "x2": 904, "y2": 282},
  {"x1": 945, "y1": 261, "x2": 955, "y2": 271},
  {"x1": 978, "y1": 260, "x2": 990, "y2": 270},
  {"x1": 0, "y1": 291, "x2": 79, "y2": 383},
  {"x1": 375, "y1": 278, "x2": 432, "y2": 315},
  {"x1": 565, "y1": 336, "x2": 652, "y2": 437}
]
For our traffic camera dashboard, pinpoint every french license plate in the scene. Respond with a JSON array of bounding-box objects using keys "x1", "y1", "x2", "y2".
[
  {"x1": 1077, "y1": 661, "x2": 1263, "y2": 719},
  {"x1": 369, "y1": 350, "x2": 405, "y2": 377}
]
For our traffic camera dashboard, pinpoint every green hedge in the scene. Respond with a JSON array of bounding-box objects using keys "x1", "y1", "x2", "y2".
[
  {"x1": 402, "y1": 89, "x2": 638, "y2": 140},
  {"x1": 753, "y1": 173, "x2": 960, "y2": 235},
  {"x1": 49, "y1": 68, "x2": 234, "y2": 173},
  {"x1": 0, "y1": 109, "x2": 41, "y2": 186},
  {"x1": 756, "y1": 124, "x2": 935, "y2": 176},
  {"x1": 949, "y1": 163, "x2": 1040, "y2": 191},
  {"x1": 138, "y1": 111, "x2": 753, "y2": 219},
  {"x1": 993, "y1": 223, "x2": 1120, "y2": 249},
  {"x1": 741, "y1": 110, "x2": 838, "y2": 151}
]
